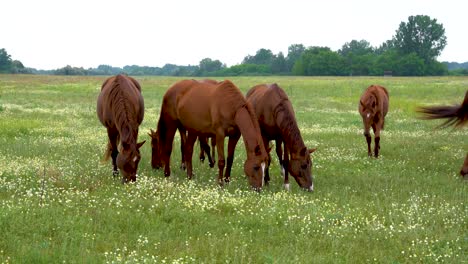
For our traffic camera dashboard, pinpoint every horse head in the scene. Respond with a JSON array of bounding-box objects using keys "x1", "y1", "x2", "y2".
[
  {"x1": 148, "y1": 129, "x2": 163, "y2": 169},
  {"x1": 244, "y1": 145, "x2": 269, "y2": 191},
  {"x1": 289, "y1": 147, "x2": 316, "y2": 192},
  {"x1": 360, "y1": 96, "x2": 377, "y2": 121},
  {"x1": 117, "y1": 141, "x2": 146, "y2": 183}
]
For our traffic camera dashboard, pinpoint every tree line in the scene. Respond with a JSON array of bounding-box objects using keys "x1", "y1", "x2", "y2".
[{"x1": 1, "y1": 15, "x2": 467, "y2": 76}]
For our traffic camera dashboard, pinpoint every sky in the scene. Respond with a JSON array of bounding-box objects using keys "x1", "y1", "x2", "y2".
[{"x1": 2, "y1": 0, "x2": 467, "y2": 70}]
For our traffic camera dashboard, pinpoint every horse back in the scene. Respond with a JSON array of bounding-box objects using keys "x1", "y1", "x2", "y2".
[
  {"x1": 246, "y1": 83, "x2": 292, "y2": 138},
  {"x1": 97, "y1": 75, "x2": 144, "y2": 128}
]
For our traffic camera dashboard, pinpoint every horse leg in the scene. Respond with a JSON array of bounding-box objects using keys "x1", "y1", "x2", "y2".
[
  {"x1": 373, "y1": 123, "x2": 381, "y2": 158},
  {"x1": 275, "y1": 138, "x2": 284, "y2": 176},
  {"x1": 210, "y1": 136, "x2": 216, "y2": 166},
  {"x1": 263, "y1": 137, "x2": 271, "y2": 186},
  {"x1": 107, "y1": 128, "x2": 119, "y2": 177},
  {"x1": 283, "y1": 144, "x2": 290, "y2": 191},
  {"x1": 199, "y1": 136, "x2": 215, "y2": 168},
  {"x1": 225, "y1": 134, "x2": 241, "y2": 184},
  {"x1": 178, "y1": 128, "x2": 187, "y2": 170},
  {"x1": 163, "y1": 122, "x2": 178, "y2": 177},
  {"x1": 461, "y1": 153, "x2": 468, "y2": 178},
  {"x1": 184, "y1": 132, "x2": 197, "y2": 180},
  {"x1": 215, "y1": 132, "x2": 226, "y2": 186},
  {"x1": 198, "y1": 137, "x2": 206, "y2": 163}
]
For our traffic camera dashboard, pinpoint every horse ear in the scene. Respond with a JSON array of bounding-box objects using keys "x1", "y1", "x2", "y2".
[
  {"x1": 360, "y1": 100, "x2": 365, "y2": 108},
  {"x1": 137, "y1": 141, "x2": 146, "y2": 148},
  {"x1": 255, "y1": 145, "x2": 262, "y2": 156},
  {"x1": 309, "y1": 148, "x2": 317, "y2": 154},
  {"x1": 300, "y1": 147, "x2": 307, "y2": 156}
]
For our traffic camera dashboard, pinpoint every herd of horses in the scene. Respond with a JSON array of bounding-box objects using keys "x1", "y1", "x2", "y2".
[{"x1": 97, "y1": 74, "x2": 467, "y2": 191}]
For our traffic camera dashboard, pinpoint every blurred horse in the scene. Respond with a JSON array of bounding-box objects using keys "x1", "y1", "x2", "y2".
[
  {"x1": 246, "y1": 83, "x2": 316, "y2": 191},
  {"x1": 151, "y1": 79, "x2": 268, "y2": 190},
  {"x1": 97, "y1": 74, "x2": 146, "y2": 183},
  {"x1": 359, "y1": 85, "x2": 389, "y2": 158},
  {"x1": 418, "y1": 90, "x2": 468, "y2": 177}
]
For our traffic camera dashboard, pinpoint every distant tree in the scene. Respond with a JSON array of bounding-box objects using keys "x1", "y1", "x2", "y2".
[
  {"x1": 197, "y1": 58, "x2": 224, "y2": 76},
  {"x1": 339, "y1": 40, "x2": 375, "y2": 75},
  {"x1": 286, "y1": 44, "x2": 305, "y2": 72},
  {"x1": 242, "y1": 49, "x2": 275, "y2": 65},
  {"x1": 271, "y1": 52, "x2": 287, "y2": 74},
  {"x1": 339, "y1": 40, "x2": 373, "y2": 57},
  {"x1": 0, "y1": 48, "x2": 12, "y2": 73},
  {"x1": 293, "y1": 47, "x2": 346, "y2": 76},
  {"x1": 393, "y1": 15, "x2": 447, "y2": 63}
]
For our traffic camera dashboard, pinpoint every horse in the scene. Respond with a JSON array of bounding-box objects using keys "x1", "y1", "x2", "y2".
[
  {"x1": 149, "y1": 79, "x2": 219, "y2": 170},
  {"x1": 417, "y1": 90, "x2": 468, "y2": 177},
  {"x1": 246, "y1": 83, "x2": 316, "y2": 191},
  {"x1": 358, "y1": 85, "x2": 389, "y2": 158},
  {"x1": 150, "y1": 79, "x2": 269, "y2": 190},
  {"x1": 97, "y1": 74, "x2": 146, "y2": 183}
]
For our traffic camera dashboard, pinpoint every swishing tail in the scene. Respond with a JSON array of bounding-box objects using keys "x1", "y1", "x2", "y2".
[{"x1": 417, "y1": 91, "x2": 468, "y2": 128}]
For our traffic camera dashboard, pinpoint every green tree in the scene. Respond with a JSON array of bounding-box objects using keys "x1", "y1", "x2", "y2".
[
  {"x1": 339, "y1": 40, "x2": 375, "y2": 76},
  {"x1": 242, "y1": 49, "x2": 275, "y2": 65},
  {"x1": 393, "y1": 15, "x2": 447, "y2": 63},
  {"x1": 198, "y1": 58, "x2": 224, "y2": 76},
  {"x1": 293, "y1": 47, "x2": 346, "y2": 76},
  {"x1": 0, "y1": 48, "x2": 12, "y2": 73},
  {"x1": 271, "y1": 52, "x2": 287, "y2": 74},
  {"x1": 286, "y1": 44, "x2": 305, "y2": 72}
]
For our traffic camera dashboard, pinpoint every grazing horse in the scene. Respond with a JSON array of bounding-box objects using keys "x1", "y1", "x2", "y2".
[
  {"x1": 246, "y1": 83, "x2": 316, "y2": 191},
  {"x1": 418, "y1": 90, "x2": 468, "y2": 177},
  {"x1": 149, "y1": 79, "x2": 218, "y2": 170},
  {"x1": 97, "y1": 74, "x2": 146, "y2": 183},
  {"x1": 151, "y1": 79, "x2": 269, "y2": 189},
  {"x1": 359, "y1": 85, "x2": 389, "y2": 158}
]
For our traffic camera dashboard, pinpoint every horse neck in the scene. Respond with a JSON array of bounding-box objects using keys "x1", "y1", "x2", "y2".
[
  {"x1": 119, "y1": 123, "x2": 137, "y2": 150},
  {"x1": 274, "y1": 101, "x2": 306, "y2": 154},
  {"x1": 234, "y1": 106, "x2": 264, "y2": 157}
]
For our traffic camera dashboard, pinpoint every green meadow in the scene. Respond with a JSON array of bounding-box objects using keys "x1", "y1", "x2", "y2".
[{"x1": 0, "y1": 75, "x2": 466, "y2": 263}]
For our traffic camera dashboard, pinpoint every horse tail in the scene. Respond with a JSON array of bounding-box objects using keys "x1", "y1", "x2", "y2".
[
  {"x1": 102, "y1": 133, "x2": 120, "y2": 162},
  {"x1": 103, "y1": 141, "x2": 112, "y2": 162},
  {"x1": 417, "y1": 90, "x2": 468, "y2": 128}
]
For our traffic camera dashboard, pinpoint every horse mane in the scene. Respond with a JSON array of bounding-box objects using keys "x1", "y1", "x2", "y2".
[
  {"x1": 216, "y1": 80, "x2": 249, "y2": 111},
  {"x1": 418, "y1": 90, "x2": 468, "y2": 128},
  {"x1": 109, "y1": 75, "x2": 138, "y2": 146},
  {"x1": 270, "y1": 84, "x2": 305, "y2": 152}
]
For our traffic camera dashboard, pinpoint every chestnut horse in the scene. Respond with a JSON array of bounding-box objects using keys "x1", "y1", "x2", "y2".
[
  {"x1": 246, "y1": 83, "x2": 316, "y2": 191},
  {"x1": 97, "y1": 74, "x2": 146, "y2": 183},
  {"x1": 359, "y1": 85, "x2": 389, "y2": 158},
  {"x1": 149, "y1": 79, "x2": 218, "y2": 170},
  {"x1": 151, "y1": 79, "x2": 268, "y2": 189},
  {"x1": 418, "y1": 90, "x2": 468, "y2": 177}
]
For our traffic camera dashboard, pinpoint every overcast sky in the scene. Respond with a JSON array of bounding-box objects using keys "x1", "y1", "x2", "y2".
[{"x1": 2, "y1": 0, "x2": 466, "y2": 70}]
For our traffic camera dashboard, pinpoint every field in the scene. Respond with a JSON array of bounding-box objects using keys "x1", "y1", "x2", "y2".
[{"x1": 0, "y1": 75, "x2": 466, "y2": 263}]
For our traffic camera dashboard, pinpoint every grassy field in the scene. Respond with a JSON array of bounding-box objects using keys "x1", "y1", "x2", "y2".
[{"x1": 0, "y1": 75, "x2": 466, "y2": 263}]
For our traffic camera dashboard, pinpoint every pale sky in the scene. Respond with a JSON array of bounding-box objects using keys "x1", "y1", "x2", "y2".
[{"x1": 2, "y1": 0, "x2": 466, "y2": 70}]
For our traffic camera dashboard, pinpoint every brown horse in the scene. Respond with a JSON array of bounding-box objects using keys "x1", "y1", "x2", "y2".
[
  {"x1": 418, "y1": 90, "x2": 468, "y2": 177},
  {"x1": 246, "y1": 84, "x2": 316, "y2": 191},
  {"x1": 149, "y1": 79, "x2": 218, "y2": 170},
  {"x1": 97, "y1": 74, "x2": 146, "y2": 183},
  {"x1": 151, "y1": 79, "x2": 269, "y2": 189},
  {"x1": 359, "y1": 85, "x2": 389, "y2": 158}
]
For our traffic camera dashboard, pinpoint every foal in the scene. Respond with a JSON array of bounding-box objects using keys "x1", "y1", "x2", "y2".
[{"x1": 358, "y1": 85, "x2": 389, "y2": 158}]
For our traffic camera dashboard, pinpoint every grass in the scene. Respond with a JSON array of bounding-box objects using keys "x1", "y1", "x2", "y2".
[{"x1": 0, "y1": 75, "x2": 467, "y2": 263}]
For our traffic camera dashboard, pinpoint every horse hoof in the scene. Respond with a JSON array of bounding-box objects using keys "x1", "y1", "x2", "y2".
[
  {"x1": 209, "y1": 162, "x2": 215, "y2": 168},
  {"x1": 113, "y1": 170, "x2": 119, "y2": 177}
]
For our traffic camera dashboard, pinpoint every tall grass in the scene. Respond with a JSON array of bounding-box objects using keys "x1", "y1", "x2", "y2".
[{"x1": 0, "y1": 75, "x2": 466, "y2": 263}]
